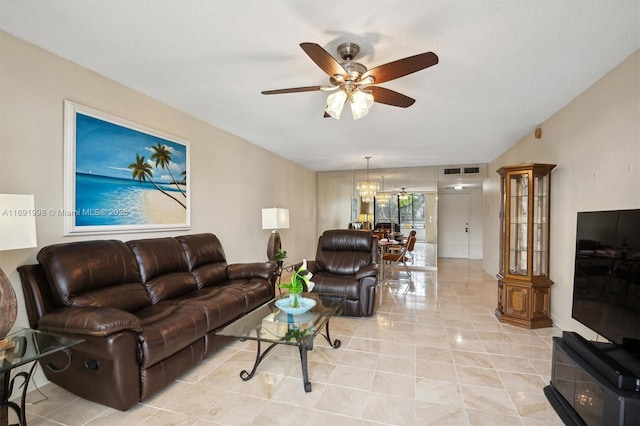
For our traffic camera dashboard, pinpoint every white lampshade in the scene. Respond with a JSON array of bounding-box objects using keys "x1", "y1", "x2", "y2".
[
  {"x1": 261, "y1": 208, "x2": 290, "y2": 230},
  {"x1": 350, "y1": 90, "x2": 374, "y2": 120},
  {"x1": 325, "y1": 90, "x2": 347, "y2": 119},
  {"x1": 0, "y1": 194, "x2": 38, "y2": 251}
]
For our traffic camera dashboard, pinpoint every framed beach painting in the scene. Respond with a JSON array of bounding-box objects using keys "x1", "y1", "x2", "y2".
[{"x1": 63, "y1": 100, "x2": 190, "y2": 235}]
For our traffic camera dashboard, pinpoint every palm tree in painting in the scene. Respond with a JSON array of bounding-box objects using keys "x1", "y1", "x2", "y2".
[
  {"x1": 128, "y1": 154, "x2": 186, "y2": 209},
  {"x1": 150, "y1": 143, "x2": 186, "y2": 197}
]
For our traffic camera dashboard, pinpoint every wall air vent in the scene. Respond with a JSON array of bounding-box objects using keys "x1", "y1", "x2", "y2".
[
  {"x1": 443, "y1": 168, "x2": 461, "y2": 175},
  {"x1": 438, "y1": 164, "x2": 488, "y2": 178}
]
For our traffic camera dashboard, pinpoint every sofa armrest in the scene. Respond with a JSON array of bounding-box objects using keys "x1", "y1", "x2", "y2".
[
  {"x1": 38, "y1": 307, "x2": 143, "y2": 337},
  {"x1": 355, "y1": 263, "x2": 378, "y2": 280},
  {"x1": 227, "y1": 262, "x2": 275, "y2": 281}
]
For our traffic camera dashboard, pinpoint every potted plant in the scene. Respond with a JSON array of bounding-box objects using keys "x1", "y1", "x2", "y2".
[
  {"x1": 275, "y1": 248, "x2": 287, "y2": 267},
  {"x1": 279, "y1": 259, "x2": 315, "y2": 308}
]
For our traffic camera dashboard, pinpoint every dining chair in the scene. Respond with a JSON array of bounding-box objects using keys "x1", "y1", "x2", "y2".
[{"x1": 382, "y1": 235, "x2": 417, "y2": 282}]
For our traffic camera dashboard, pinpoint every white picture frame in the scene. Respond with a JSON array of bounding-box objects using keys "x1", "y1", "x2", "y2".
[{"x1": 63, "y1": 100, "x2": 190, "y2": 235}]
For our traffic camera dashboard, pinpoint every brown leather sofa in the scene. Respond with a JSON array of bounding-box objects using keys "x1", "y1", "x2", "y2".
[
  {"x1": 305, "y1": 229, "x2": 378, "y2": 316},
  {"x1": 18, "y1": 233, "x2": 275, "y2": 411}
]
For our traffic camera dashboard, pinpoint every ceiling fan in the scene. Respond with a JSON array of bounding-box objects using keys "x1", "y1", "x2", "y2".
[
  {"x1": 398, "y1": 187, "x2": 410, "y2": 200},
  {"x1": 261, "y1": 42, "x2": 438, "y2": 120}
]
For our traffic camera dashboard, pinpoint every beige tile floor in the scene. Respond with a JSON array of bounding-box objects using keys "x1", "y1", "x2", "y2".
[{"x1": 11, "y1": 246, "x2": 565, "y2": 425}]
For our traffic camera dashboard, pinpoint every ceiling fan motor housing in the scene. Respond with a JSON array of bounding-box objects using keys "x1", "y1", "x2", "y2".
[{"x1": 337, "y1": 42, "x2": 360, "y2": 61}]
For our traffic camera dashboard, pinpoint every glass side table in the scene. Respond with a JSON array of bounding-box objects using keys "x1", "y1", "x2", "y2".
[{"x1": 1, "y1": 329, "x2": 82, "y2": 426}]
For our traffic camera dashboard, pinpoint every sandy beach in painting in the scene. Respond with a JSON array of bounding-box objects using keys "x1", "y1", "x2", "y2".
[{"x1": 144, "y1": 189, "x2": 187, "y2": 224}]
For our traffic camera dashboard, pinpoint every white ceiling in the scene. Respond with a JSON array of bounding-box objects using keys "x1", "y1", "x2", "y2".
[{"x1": 1, "y1": 1, "x2": 638, "y2": 173}]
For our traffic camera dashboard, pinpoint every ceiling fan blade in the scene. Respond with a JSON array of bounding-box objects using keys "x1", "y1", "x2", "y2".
[
  {"x1": 370, "y1": 87, "x2": 416, "y2": 108},
  {"x1": 261, "y1": 86, "x2": 324, "y2": 95},
  {"x1": 362, "y1": 52, "x2": 438, "y2": 84},
  {"x1": 300, "y1": 43, "x2": 348, "y2": 77}
]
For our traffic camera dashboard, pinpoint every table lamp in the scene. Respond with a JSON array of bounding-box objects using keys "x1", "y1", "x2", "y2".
[
  {"x1": 262, "y1": 207, "x2": 289, "y2": 261},
  {"x1": 0, "y1": 194, "x2": 38, "y2": 349}
]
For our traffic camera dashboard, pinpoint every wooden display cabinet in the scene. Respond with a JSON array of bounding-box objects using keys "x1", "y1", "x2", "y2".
[{"x1": 495, "y1": 163, "x2": 556, "y2": 328}]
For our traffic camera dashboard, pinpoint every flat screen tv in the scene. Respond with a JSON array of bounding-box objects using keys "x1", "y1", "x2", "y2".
[{"x1": 572, "y1": 208, "x2": 640, "y2": 356}]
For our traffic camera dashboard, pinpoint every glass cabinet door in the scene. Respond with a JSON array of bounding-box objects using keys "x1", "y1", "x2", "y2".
[
  {"x1": 508, "y1": 172, "x2": 529, "y2": 276},
  {"x1": 533, "y1": 172, "x2": 549, "y2": 276}
]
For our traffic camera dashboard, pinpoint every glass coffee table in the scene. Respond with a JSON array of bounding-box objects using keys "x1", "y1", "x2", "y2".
[{"x1": 217, "y1": 292, "x2": 344, "y2": 392}]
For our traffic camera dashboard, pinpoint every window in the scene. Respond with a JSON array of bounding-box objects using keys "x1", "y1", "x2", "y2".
[
  {"x1": 374, "y1": 193, "x2": 425, "y2": 230},
  {"x1": 399, "y1": 194, "x2": 425, "y2": 229}
]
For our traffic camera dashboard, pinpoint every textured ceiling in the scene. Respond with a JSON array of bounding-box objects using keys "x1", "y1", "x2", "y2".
[{"x1": 1, "y1": 1, "x2": 638, "y2": 173}]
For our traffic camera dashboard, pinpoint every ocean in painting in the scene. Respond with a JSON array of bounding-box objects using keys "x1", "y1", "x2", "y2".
[{"x1": 75, "y1": 173, "x2": 184, "y2": 226}]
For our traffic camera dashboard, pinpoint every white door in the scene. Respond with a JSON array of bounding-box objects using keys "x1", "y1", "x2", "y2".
[{"x1": 438, "y1": 192, "x2": 470, "y2": 258}]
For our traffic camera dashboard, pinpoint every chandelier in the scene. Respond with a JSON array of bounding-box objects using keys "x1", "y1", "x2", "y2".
[
  {"x1": 356, "y1": 157, "x2": 379, "y2": 203},
  {"x1": 376, "y1": 176, "x2": 391, "y2": 207}
]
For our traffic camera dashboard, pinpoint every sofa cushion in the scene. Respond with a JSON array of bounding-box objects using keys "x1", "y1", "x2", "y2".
[
  {"x1": 176, "y1": 233, "x2": 227, "y2": 270},
  {"x1": 127, "y1": 237, "x2": 197, "y2": 302},
  {"x1": 37, "y1": 240, "x2": 150, "y2": 312},
  {"x1": 224, "y1": 279, "x2": 274, "y2": 312},
  {"x1": 134, "y1": 303, "x2": 207, "y2": 368},
  {"x1": 177, "y1": 233, "x2": 229, "y2": 288},
  {"x1": 142, "y1": 273, "x2": 201, "y2": 304},
  {"x1": 189, "y1": 263, "x2": 229, "y2": 289},
  {"x1": 169, "y1": 286, "x2": 247, "y2": 332}
]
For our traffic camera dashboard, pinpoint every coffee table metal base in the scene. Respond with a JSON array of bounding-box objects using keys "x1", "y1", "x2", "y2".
[{"x1": 239, "y1": 320, "x2": 340, "y2": 392}]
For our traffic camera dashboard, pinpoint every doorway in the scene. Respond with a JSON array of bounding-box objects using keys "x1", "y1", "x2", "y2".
[{"x1": 438, "y1": 192, "x2": 470, "y2": 258}]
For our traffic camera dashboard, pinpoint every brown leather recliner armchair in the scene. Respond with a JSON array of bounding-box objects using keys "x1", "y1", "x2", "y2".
[{"x1": 305, "y1": 229, "x2": 378, "y2": 316}]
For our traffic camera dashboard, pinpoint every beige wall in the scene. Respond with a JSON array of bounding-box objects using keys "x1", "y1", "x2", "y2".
[
  {"x1": 0, "y1": 31, "x2": 318, "y2": 334},
  {"x1": 317, "y1": 170, "x2": 356, "y2": 234},
  {"x1": 483, "y1": 50, "x2": 640, "y2": 336}
]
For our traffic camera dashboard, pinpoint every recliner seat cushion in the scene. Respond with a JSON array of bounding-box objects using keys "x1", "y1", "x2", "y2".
[
  {"x1": 310, "y1": 272, "x2": 361, "y2": 300},
  {"x1": 134, "y1": 303, "x2": 207, "y2": 368},
  {"x1": 223, "y1": 279, "x2": 274, "y2": 311},
  {"x1": 166, "y1": 286, "x2": 247, "y2": 332}
]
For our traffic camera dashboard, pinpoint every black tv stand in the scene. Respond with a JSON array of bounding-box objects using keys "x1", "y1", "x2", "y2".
[
  {"x1": 622, "y1": 338, "x2": 640, "y2": 360},
  {"x1": 563, "y1": 332, "x2": 640, "y2": 391},
  {"x1": 545, "y1": 332, "x2": 640, "y2": 425}
]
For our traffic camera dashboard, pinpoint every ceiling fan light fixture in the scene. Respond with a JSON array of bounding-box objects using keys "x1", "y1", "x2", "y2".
[
  {"x1": 350, "y1": 90, "x2": 374, "y2": 120},
  {"x1": 398, "y1": 187, "x2": 409, "y2": 201},
  {"x1": 326, "y1": 90, "x2": 347, "y2": 119}
]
